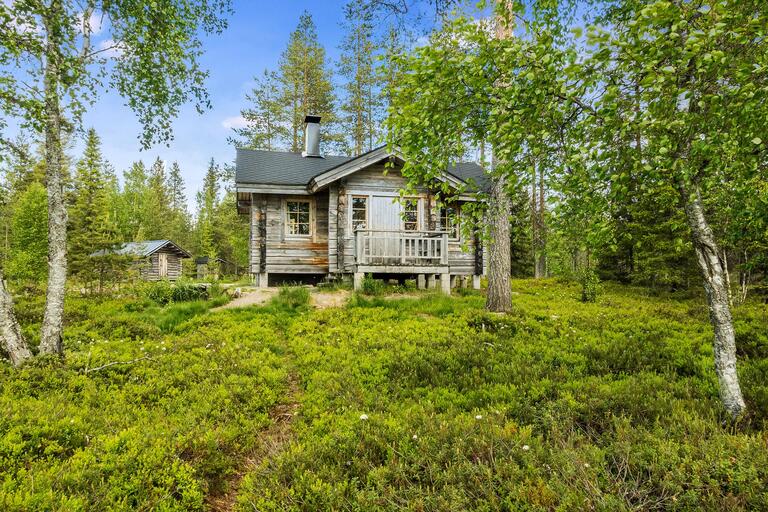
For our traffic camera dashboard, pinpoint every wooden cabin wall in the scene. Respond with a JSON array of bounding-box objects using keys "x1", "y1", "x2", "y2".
[
  {"x1": 141, "y1": 249, "x2": 183, "y2": 281},
  {"x1": 339, "y1": 163, "x2": 478, "y2": 275},
  {"x1": 249, "y1": 190, "x2": 330, "y2": 274}
]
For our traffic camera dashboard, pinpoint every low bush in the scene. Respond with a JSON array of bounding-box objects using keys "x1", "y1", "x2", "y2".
[
  {"x1": 578, "y1": 267, "x2": 602, "y2": 302},
  {"x1": 360, "y1": 274, "x2": 385, "y2": 296}
]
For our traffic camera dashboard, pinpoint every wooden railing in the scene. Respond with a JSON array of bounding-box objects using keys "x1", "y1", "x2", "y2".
[{"x1": 355, "y1": 229, "x2": 449, "y2": 266}]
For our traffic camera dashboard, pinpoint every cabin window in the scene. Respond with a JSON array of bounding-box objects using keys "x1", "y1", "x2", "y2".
[
  {"x1": 352, "y1": 196, "x2": 368, "y2": 230},
  {"x1": 403, "y1": 198, "x2": 419, "y2": 231},
  {"x1": 286, "y1": 200, "x2": 311, "y2": 236},
  {"x1": 439, "y1": 206, "x2": 460, "y2": 239}
]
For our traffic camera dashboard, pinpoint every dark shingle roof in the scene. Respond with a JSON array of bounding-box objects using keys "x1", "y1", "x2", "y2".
[
  {"x1": 235, "y1": 146, "x2": 487, "y2": 191},
  {"x1": 91, "y1": 240, "x2": 190, "y2": 258},
  {"x1": 236, "y1": 148, "x2": 353, "y2": 185}
]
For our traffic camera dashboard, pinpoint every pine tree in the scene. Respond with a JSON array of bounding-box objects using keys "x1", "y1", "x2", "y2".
[
  {"x1": 230, "y1": 70, "x2": 288, "y2": 150},
  {"x1": 280, "y1": 11, "x2": 342, "y2": 153},
  {"x1": 339, "y1": 2, "x2": 382, "y2": 155}
]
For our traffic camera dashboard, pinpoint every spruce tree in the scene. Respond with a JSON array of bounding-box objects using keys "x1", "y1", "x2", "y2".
[
  {"x1": 196, "y1": 158, "x2": 219, "y2": 260},
  {"x1": 68, "y1": 129, "x2": 120, "y2": 292},
  {"x1": 120, "y1": 161, "x2": 150, "y2": 241}
]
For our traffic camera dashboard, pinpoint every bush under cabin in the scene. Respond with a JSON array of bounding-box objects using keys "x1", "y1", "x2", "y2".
[{"x1": 235, "y1": 116, "x2": 487, "y2": 293}]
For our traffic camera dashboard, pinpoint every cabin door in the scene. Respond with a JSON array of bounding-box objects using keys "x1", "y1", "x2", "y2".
[
  {"x1": 369, "y1": 196, "x2": 401, "y2": 261},
  {"x1": 158, "y1": 253, "x2": 168, "y2": 278},
  {"x1": 370, "y1": 195, "x2": 401, "y2": 230}
]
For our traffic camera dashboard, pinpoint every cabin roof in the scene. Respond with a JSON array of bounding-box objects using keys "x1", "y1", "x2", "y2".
[
  {"x1": 235, "y1": 145, "x2": 488, "y2": 192},
  {"x1": 235, "y1": 148, "x2": 354, "y2": 186},
  {"x1": 91, "y1": 240, "x2": 191, "y2": 258}
]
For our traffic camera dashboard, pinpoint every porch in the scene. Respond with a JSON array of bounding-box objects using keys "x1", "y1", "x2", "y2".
[{"x1": 352, "y1": 229, "x2": 479, "y2": 294}]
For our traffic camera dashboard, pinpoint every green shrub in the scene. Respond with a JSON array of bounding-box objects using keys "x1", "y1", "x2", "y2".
[
  {"x1": 171, "y1": 278, "x2": 207, "y2": 303},
  {"x1": 360, "y1": 274, "x2": 385, "y2": 296},
  {"x1": 144, "y1": 279, "x2": 174, "y2": 305},
  {"x1": 578, "y1": 267, "x2": 602, "y2": 302},
  {"x1": 270, "y1": 286, "x2": 310, "y2": 310}
]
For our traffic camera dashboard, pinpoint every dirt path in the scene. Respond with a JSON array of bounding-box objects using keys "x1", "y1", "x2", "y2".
[
  {"x1": 206, "y1": 374, "x2": 301, "y2": 512},
  {"x1": 311, "y1": 289, "x2": 351, "y2": 309},
  {"x1": 211, "y1": 288, "x2": 278, "y2": 311}
]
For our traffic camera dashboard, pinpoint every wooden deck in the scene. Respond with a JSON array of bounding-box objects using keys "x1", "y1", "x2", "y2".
[{"x1": 354, "y1": 229, "x2": 449, "y2": 269}]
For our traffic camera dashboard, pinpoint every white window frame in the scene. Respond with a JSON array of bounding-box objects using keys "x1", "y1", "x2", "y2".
[
  {"x1": 439, "y1": 205, "x2": 461, "y2": 240},
  {"x1": 283, "y1": 198, "x2": 314, "y2": 239},
  {"x1": 351, "y1": 195, "x2": 369, "y2": 231},
  {"x1": 401, "y1": 197, "x2": 420, "y2": 232}
]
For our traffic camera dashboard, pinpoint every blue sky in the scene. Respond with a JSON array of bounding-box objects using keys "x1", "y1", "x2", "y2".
[{"x1": 81, "y1": 0, "x2": 362, "y2": 206}]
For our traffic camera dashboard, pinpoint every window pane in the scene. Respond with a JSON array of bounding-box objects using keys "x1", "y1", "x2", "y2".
[
  {"x1": 287, "y1": 201, "x2": 311, "y2": 235},
  {"x1": 403, "y1": 199, "x2": 418, "y2": 231}
]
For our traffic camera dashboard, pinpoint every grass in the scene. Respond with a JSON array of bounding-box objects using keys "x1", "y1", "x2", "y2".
[{"x1": 1, "y1": 279, "x2": 767, "y2": 510}]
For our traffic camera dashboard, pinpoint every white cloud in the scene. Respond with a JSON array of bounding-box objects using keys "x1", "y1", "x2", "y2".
[
  {"x1": 221, "y1": 115, "x2": 249, "y2": 130},
  {"x1": 78, "y1": 10, "x2": 104, "y2": 35},
  {"x1": 96, "y1": 38, "x2": 126, "y2": 59}
]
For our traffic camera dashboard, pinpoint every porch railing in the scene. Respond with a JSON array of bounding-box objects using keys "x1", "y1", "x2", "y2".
[{"x1": 355, "y1": 229, "x2": 449, "y2": 266}]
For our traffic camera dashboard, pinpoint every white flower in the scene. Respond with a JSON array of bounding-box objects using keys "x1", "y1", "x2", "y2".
[
  {"x1": 475, "y1": 415, "x2": 483, "y2": 420},
  {"x1": 522, "y1": 445, "x2": 530, "y2": 451},
  {"x1": 412, "y1": 434, "x2": 418, "y2": 440},
  {"x1": 359, "y1": 414, "x2": 368, "y2": 421},
  {"x1": 584, "y1": 463, "x2": 590, "y2": 468}
]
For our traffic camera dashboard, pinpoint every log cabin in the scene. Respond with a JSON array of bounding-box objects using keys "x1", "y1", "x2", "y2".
[
  {"x1": 235, "y1": 116, "x2": 487, "y2": 294},
  {"x1": 92, "y1": 240, "x2": 191, "y2": 281}
]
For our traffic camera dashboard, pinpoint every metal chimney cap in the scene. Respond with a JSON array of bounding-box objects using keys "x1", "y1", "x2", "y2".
[{"x1": 304, "y1": 115, "x2": 322, "y2": 124}]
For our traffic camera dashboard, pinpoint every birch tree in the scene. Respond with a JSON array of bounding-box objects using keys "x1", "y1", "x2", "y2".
[{"x1": 0, "y1": 0, "x2": 231, "y2": 363}]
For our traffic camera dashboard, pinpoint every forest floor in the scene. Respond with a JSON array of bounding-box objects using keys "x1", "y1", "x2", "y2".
[{"x1": 1, "y1": 279, "x2": 767, "y2": 511}]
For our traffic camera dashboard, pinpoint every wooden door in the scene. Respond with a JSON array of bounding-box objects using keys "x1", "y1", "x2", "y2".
[
  {"x1": 158, "y1": 253, "x2": 168, "y2": 278},
  {"x1": 369, "y1": 196, "x2": 401, "y2": 261}
]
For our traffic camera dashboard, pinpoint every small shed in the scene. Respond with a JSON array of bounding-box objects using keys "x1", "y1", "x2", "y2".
[{"x1": 92, "y1": 240, "x2": 191, "y2": 281}]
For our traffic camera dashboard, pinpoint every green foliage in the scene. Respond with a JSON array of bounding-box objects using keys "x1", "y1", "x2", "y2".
[
  {"x1": 143, "y1": 279, "x2": 174, "y2": 305},
  {"x1": 141, "y1": 279, "x2": 211, "y2": 306},
  {"x1": 270, "y1": 286, "x2": 310, "y2": 310},
  {"x1": 360, "y1": 274, "x2": 385, "y2": 296},
  {"x1": 0, "y1": 302, "x2": 287, "y2": 510},
  {"x1": 578, "y1": 267, "x2": 602, "y2": 303},
  {"x1": 233, "y1": 280, "x2": 768, "y2": 511},
  {"x1": 5, "y1": 181, "x2": 47, "y2": 285},
  {"x1": 2, "y1": 281, "x2": 768, "y2": 509}
]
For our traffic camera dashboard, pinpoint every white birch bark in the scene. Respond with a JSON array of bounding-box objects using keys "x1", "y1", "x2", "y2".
[
  {"x1": 39, "y1": 1, "x2": 67, "y2": 356},
  {"x1": 0, "y1": 277, "x2": 32, "y2": 366},
  {"x1": 683, "y1": 186, "x2": 746, "y2": 419}
]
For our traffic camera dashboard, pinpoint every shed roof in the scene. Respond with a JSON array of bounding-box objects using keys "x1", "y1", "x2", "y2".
[
  {"x1": 235, "y1": 146, "x2": 488, "y2": 192},
  {"x1": 91, "y1": 240, "x2": 191, "y2": 258}
]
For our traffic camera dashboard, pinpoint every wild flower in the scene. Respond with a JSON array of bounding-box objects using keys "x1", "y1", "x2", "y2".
[
  {"x1": 475, "y1": 415, "x2": 482, "y2": 420},
  {"x1": 522, "y1": 445, "x2": 530, "y2": 451},
  {"x1": 359, "y1": 414, "x2": 368, "y2": 421}
]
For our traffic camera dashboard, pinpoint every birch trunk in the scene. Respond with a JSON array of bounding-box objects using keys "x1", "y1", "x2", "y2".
[
  {"x1": 0, "y1": 276, "x2": 32, "y2": 366},
  {"x1": 39, "y1": 2, "x2": 67, "y2": 356},
  {"x1": 682, "y1": 186, "x2": 746, "y2": 419},
  {"x1": 484, "y1": 0, "x2": 513, "y2": 312},
  {"x1": 486, "y1": 174, "x2": 512, "y2": 312}
]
